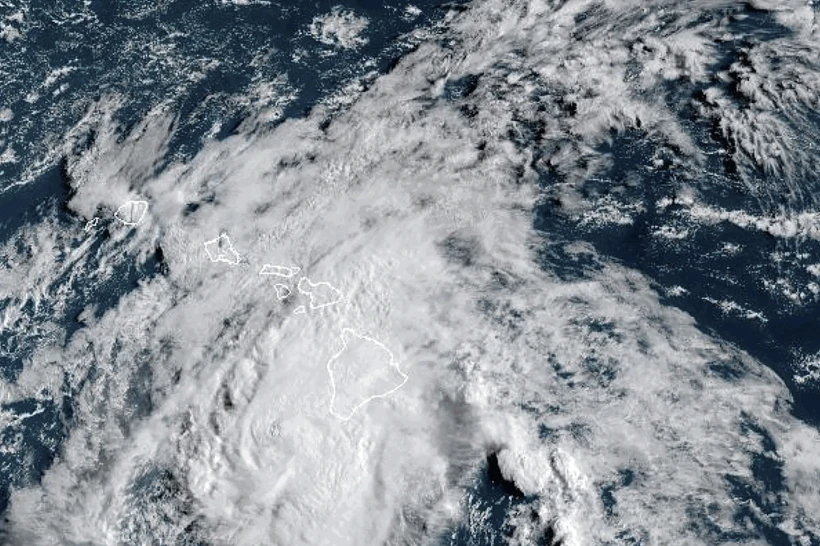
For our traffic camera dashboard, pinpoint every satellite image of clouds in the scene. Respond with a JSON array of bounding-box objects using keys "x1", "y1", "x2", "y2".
[{"x1": 0, "y1": 0, "x2": 819, "y2": 545}]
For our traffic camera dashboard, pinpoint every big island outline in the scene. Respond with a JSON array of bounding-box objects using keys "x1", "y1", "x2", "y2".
[{"x1": 326, "y1": 328, "x2": 408, "y2": 421}]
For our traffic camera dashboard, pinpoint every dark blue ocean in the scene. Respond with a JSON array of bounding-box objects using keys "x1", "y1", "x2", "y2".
[
  {"x1": 0, "y1": 1, "x2": 818, "y2": 545},
  {"x1": 0, "y1": 0, "x2": 462, "y2": 529}
]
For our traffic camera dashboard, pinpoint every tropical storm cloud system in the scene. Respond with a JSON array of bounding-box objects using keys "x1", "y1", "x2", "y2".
[{"x1": 0, "y1": 0, "x2": 819, "y2": 545}]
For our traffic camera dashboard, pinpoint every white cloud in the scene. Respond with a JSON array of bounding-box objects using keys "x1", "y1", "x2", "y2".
[
  {"x1": 2, "y1": 0, "x2": 820, "y2": 544},
  {"x1": 309, "y1": 7, "x2": 370, "y2": 51}
]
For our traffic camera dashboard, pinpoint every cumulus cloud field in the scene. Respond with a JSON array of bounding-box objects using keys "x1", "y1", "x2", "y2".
[{"x1": 0, "y1": 0, "x2": 819, "y2": 545}]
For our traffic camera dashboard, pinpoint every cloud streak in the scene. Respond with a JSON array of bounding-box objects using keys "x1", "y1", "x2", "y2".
[{"x1": 1, "y1": 0, "x2": 819, "y2": 545}]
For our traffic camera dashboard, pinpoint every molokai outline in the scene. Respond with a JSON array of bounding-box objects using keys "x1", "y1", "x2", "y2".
[{"x1": 259, "y1": 264, "x2": 301, "y2": 278}]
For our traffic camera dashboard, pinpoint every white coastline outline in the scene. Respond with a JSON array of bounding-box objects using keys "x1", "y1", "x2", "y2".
[
  {"x1": 259, "y1": 264, "x2": 301, "y2": 278},
  {"x1": 297, "y1": 276, "x2": 343, "y2": 310},
  {"x1": 203, "y1": 233, "x2": 241, "y2": 265},
  {"x1": 113, "y1": 200, "x2": 149, "y2": 226},
  {"x1": 326, "y1": 328, "x2": 408, "y2": 421},
  {"x1": 83, "y1": 217, "x2": 100, "y2": 232},
  {"x1": 273, "y1": 283, "x2": 291, "y2": 300}
]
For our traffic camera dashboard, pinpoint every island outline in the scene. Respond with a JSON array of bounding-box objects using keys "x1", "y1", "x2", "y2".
[{"x1": 326, "y1": 328, "x2": 408, "y2": 421}]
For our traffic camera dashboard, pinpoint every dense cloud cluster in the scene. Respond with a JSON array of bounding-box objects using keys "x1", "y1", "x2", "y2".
[{"x1": 0, "y1": 0, "x2": 819, "y2": 545}]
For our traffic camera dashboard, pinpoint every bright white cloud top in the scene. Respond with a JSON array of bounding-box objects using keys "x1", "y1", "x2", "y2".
[
  {"x1": 327, "y1": 328, "x2": 408, "y2": 421},
  {"x1": 0, "y1": 0, "x2": 819, "y2": 545}
]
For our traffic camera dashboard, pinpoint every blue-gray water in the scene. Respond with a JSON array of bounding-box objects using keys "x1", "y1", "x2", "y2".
[
  {"x1": 0, "y1": 0, "x2": 461, "y2": 523},
  {"x1": 1, "y1": 0, "x2": 819, "y2": 544}
]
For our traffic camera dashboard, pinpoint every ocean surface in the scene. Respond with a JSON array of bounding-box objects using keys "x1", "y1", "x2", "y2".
[{"x1": 0, "y1": 0, "x2": 819, "y2": 545}]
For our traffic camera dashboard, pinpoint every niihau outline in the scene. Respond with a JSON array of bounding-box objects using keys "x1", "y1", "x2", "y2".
[
  {"x1": 297, "y1": 276, "x2": 343, "y2": 310},
  {"x1": 113, "y1": 200, "x2": 149, "y2": 226},
  {"x1": 203, "y1": 233, "x2": 241, "y2": 265},
  {"x1": 83, "y1": 217, "x2": 100, "y2": 232},
  {"x1": 326, "y1": 328, "x2": 408, "y2": 421}
]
